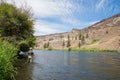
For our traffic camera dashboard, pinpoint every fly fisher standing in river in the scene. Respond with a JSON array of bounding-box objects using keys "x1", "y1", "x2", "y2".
[{"x1": 28, "y1": 48, "x2": 34, "y2": 63}]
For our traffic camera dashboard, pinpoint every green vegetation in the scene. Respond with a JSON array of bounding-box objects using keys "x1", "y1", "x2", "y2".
[
  {"x1": 44, "y1": 42, "x2": 49, "y2": 49},
  {"x1": 75, "y1": 36, "x2": 77, "y2": 40},
  {"x1": 35, "y1": 47, "x2": 117, "y2": 52},
  {"x1": 86, "y1": 33, "x2": 89, "y2": 38},
  {"x1": 60, "y1": 35, "x2": 64, "y2": 38},
  {"x1": 78, "y1": 42, "x2": 81, "y2": 48},
  {"x1": 0, "y1": 1, "x2": 35, "y2": 48},
  {"x1": 78, "y1": 33, "x2": 81, "y2": 40},
  {"x1": 81, "y1": 35, "x2": 85, "y2": 41},
  {"x1": 67, "y1": 35, "x2": 70, "y2": 47},
  {"x1": 68, "y1": 48, "x2": 71, "y2": 51},
  {"x1": 91, "y1": 39, "x2": 99, "y2": 44},
  {"x1": 106, "y1": 30, "x2": 108, "y2": 34},
  {"x1": 69, "y1": 48, "x2": 117, "y2": 52},
  {"x1": 62, "y1": 40, "x2": 65, "y2": 49},
  {"x1": 18, "y1": 41, "x2": 29, "y2": 52},
  {"x1": 47, "y1": 47, "x2": 53, "y2": 50},
  {"x1": 0, "y1": 1, "x2": 35, "y2": 80},
  {"x1": 0, "y1": 40, "x2": 17, "y2": 80},
  {"x1": 49, "y1": 38, "x2": 53, "y2": 41}
]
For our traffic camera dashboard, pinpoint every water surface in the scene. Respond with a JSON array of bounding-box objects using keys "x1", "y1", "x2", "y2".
[{"x1": 31, "y1": 50, "x2": 120, "y2": 80}]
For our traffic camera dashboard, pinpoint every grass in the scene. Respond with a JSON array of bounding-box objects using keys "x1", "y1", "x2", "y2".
[
  {"x1": 0, "y1": 40, "x2": 18, "y2": 80},
  {"x1": 91, "y1": 39, "x2": 100, "y2": 44},
  {"x1": 70, "y1": 48, "x2": 118, "y2": 52},
  {"x1": 34, "y1": 47, "x2": 117, "y2": 52}
]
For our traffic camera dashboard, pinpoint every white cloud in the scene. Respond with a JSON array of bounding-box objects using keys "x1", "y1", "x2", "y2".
[
  {"x1": 25, "y1": 0, "x2": 74, "y2": 18},
  {"x1": 6, "y1": 0, "x2": 76, "y2": 35},
  {"x1": 7, "y1": 0, "x2": 74, "y2": 17},
  {"x1": 78, "y1": 20, "x2": 100, "y2": 29},
  {"x1": 61, "y1": 17, "x2": 81, "y2": 26},
  {"x1": 6, "y1": 0, "x2": 100, "y2": 36},
  {"x1": 33, "y1": 18, "x2": 99, "y2": 36},
  {"x1": 34, "y1": 20, "x2": 67, "y2": 36},
  {"x1": 96, "y1": 0, "x2": 106, "y2": 10},
  {"x1": 88, "y1": 20, "x2": 100, "y2": 25},
  {"x1": 61, "y1": 17, "x2": 99, "y2": 28}
]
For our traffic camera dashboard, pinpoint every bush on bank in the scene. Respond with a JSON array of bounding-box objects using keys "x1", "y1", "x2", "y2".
[{"x1": 0, "y1": 40, "x2": 17, "y2": 80}]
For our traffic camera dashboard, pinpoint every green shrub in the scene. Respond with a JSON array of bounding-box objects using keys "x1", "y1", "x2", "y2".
[
  {"x1": 43, "y1": 42, "x2": 49, "y2": 49},
  {"x1": 0, "y1": 40, "x2": 17, "y2": 80},
  {"x1": 0, "y1": 3, "x2": 34, "y2": 43},
  {"x1": 18, "y1": 41, "x2": 29, "y2": 52},
  {"x1": 47, "y1": 47, "x2": 53, "y2": 50},
  {"x1": 91, "y1": 39, "x2": 99, "y2": 44}
]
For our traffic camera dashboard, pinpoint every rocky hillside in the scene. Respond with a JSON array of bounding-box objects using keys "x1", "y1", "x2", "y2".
[{"x1": 35, "y1": 14, "x2": 120, "y2": 51}]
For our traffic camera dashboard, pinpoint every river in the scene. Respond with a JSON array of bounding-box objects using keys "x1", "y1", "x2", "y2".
[{"x1": 15, "y1": 50, "x2": 120, "y2": 80}]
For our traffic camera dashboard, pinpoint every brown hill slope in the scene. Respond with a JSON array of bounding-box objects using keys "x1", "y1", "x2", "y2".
[{"x1": 35, "y1": 14, "x2": 120, "y2": 51}]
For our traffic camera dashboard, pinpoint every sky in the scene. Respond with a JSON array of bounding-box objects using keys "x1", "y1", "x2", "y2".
[{"x1": 7, "y1": 0, "x2": 120, "y2": 36}]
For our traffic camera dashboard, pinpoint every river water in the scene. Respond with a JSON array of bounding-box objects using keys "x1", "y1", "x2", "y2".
[{"x1": 16, "y1": 50, "x2": 120, "y2": 80}]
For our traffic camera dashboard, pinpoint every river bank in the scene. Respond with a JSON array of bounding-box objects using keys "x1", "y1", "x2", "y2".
[{"x1": 35, "y1": 48, "x2": 118, "y2": 52}]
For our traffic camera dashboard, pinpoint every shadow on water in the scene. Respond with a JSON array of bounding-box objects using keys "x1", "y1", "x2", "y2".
[{"x1": 15, "y1": 50, "x2": 120, "y2": 80}]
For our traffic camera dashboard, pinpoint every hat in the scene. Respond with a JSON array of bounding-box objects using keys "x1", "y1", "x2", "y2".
[{"x1": 30, "y1": 47, "x2": 32, "y2": 50}]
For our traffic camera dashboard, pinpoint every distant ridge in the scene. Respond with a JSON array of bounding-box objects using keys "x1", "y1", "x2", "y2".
[{"x1": 35, "y1": 13, "x2": 120, "y2": 51}]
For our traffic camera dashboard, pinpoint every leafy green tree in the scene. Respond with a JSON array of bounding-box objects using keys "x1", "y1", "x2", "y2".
[
  {"x1": 0, "y1": 2, "x2": 35, "y2": 47},
  {"x1": 18, "y1": 41, "x2": 29, "y2": 52},
  {"x1": 26, "y1": 37, "x2": 36, "y2": 48}
]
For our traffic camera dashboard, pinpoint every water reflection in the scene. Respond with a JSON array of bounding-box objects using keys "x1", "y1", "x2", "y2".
[
  {"x1": 14, "y1": 59, "x2": 33, "y2": 80},
  {"x1": 87, "y1": 52, "x2": 120, "y2": 80}
]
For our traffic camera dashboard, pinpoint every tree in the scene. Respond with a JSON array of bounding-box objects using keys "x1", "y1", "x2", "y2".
[
  {"x1": 44, "y1": 42, "x2": 49, "y2": 49},
  {"x1": 86, "y1": 33, "x2": 89, "y2": 38},
  {"x1": 75, "y1": 36, "x2": 77, "y2": 40},
  {"x1": 0, "y1": 2, "x2": 35, "y2": 47},
  {"x1": 43, "y1": 43, "x2": 47, "y2": 49},
  {"x1": 67, "y1": 35, "x2": 70, "y2": 47},
  {"x1": 78, "y1": 33, "x2": 81, "y2": 40},
  {"x1": 81, "y1": 35, "x2": 85, "y2": 44},
  {"x1": 62, "y1": 40, "x2": 65, "y2": 49},
  {"x1": 78, "y1": 42, "x2": 81, "y2": 48},
  {"x1": 81, "y1": 35, "x2": 85, "y2": 41},
  {"x1": 46, "y1": 42, "x2": 49, "y2": 48},
  {"x1": 106, "y1": 30, "x2": 108, "y2": 34},
  {"x1": 19, "y1": 41, "x2": 29, "y2": 52}
]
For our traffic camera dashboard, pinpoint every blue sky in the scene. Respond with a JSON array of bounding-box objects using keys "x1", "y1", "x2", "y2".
[{"x1": 8, "y1": 0, "x2": 120, "y2": 36}]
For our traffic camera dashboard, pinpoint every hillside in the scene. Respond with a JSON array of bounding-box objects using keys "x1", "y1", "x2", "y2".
[{"x1": 35, "y1": 14, "x2": 120, "y2": 51}]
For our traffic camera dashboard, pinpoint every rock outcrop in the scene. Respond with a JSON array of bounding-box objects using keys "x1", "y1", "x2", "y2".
[{"x1": 35, "y1": 14, "x2": 120, "y2": 51}]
